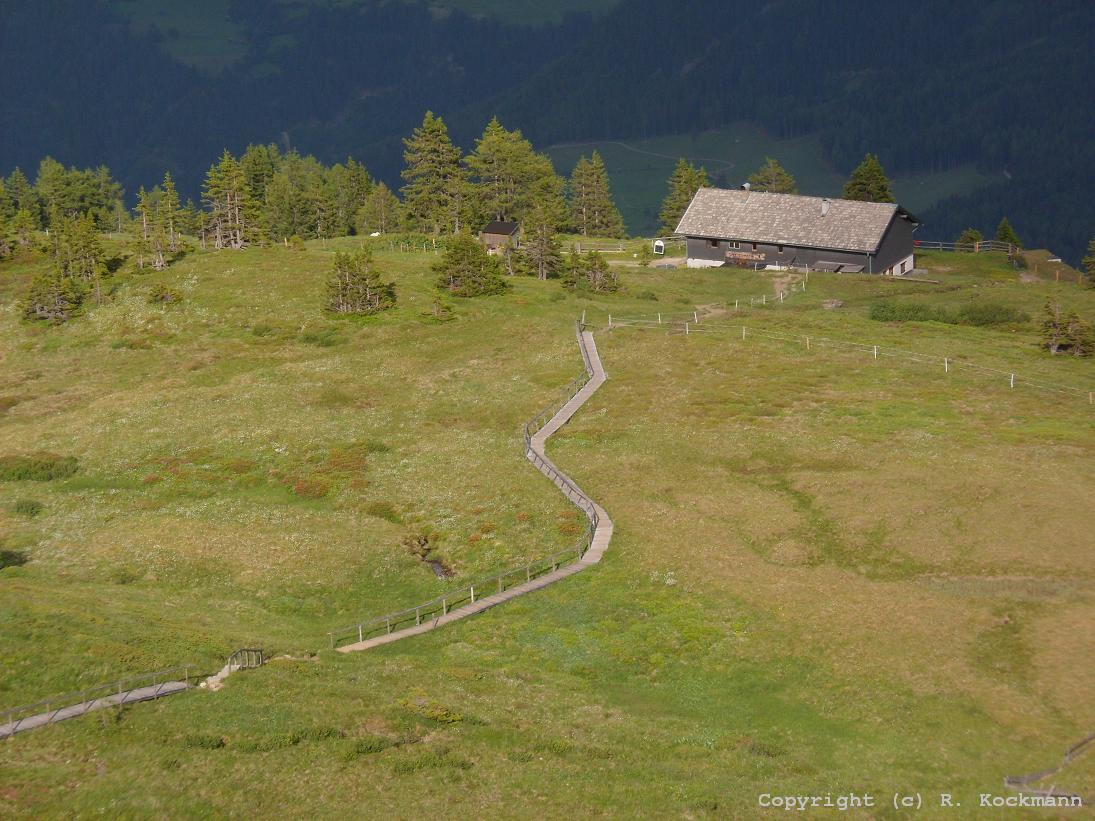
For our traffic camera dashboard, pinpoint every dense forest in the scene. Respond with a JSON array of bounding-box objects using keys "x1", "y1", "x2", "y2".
[{"x1": 1, "y1": 0, "x2": 1091, "y2": 260}]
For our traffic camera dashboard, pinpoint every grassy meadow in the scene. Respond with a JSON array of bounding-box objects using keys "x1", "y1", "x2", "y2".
[{"x1": 1, "y1": 240, "x2": 1093, "y2": 816}]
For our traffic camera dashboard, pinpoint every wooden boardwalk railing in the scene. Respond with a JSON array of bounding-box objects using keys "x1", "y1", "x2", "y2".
[{"x1": 331, "y1": 321, "x2": 613, "y2": 652}]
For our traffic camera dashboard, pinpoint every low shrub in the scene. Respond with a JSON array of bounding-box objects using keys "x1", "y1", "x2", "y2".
[
  {"x1": 183, "y1": 732, "x2": 225, "y2": 749},
  {"x1": 390, "y1": 748, "x2": 471, "y2": 774},
  {"x1": 0, "y1": 453, "x2": 79, "y2": 481},
  {"x1": 364, "y1": 501, "x2": 402, "y2": 524},
  {"x1": 13, "y1": 498, "x2": 44, "y2": 517},
  {"x1": 955, "y1": 302, "x2": 1030, "y2": 326},
  {"x1": 147, "y1": 283, "x2": 181, "y2": 304},
  {"x1": 869, "y1": 302, "x2": 948, "y2": 323},
  {"x1": 299, "y1": 329, "x2": 346, "y2": 347},
  {"x1": 635, "y1": 290, "x2": 659, "y2": 301},
  {"x1": 346, "y1": 734, "x2": 395, "y2": 758}
]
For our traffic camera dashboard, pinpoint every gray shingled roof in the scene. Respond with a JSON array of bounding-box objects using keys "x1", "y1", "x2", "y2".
[{"x1": 675, "y1": 188, "x2": 917, "y2": 253}]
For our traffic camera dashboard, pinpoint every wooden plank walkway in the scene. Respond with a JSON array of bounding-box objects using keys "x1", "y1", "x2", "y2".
[
  {"x1": 338, "y1": 330, "x2": 613, "y2": 653},
  {"x1": 0, "y1": 681, "x2": 189, "y2": 739}
]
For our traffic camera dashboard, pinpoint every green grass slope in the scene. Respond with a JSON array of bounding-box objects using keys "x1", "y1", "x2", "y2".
[{"x1": 0, "y1": 243, "x2": 1092, "y2": 815}]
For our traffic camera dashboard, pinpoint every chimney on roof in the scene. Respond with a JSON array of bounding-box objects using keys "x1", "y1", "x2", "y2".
[
  {"x1": 742, "y1": 182, "x2": 751, "y2": 191},
  {"x1": 821, "y1": 197, "x2": 831, "y2": 216}
]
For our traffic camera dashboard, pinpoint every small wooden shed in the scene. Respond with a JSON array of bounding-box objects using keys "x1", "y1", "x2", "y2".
[{"x1": 479, "y1": 221, "x2": 520, "y2": 255}]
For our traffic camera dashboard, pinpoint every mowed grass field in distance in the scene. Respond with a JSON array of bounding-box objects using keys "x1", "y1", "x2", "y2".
[{"x1": 0, "y1": 241, "x2": 1092, "y2": 816}]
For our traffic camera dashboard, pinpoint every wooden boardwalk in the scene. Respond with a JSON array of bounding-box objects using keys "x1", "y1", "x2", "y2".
[
  {"x1": 337, "y1": 330, "x2": 613, "y2": 653},
  {"x1": 0, "y1": 681, "x2": 189, "y2": 739}
]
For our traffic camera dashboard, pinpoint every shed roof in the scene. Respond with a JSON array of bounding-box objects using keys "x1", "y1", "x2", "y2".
[
  {"x1": 675, "y1": 188, "x2": 918, "y2": 254},
  {"x1": 481, "y1": 220, "x2": 519, "y2": 236}
]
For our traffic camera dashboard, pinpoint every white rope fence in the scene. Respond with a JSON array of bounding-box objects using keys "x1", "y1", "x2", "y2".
[{"x1": 606, "y1": 315, "x2": 1094, "y2": 405}]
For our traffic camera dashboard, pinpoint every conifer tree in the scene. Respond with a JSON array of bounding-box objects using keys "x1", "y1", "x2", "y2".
[
  {"x1": 520, "y1": 199, "x2": 563, "y2": 280},
  {"x1": 562, "y1": 249, "x2": 618, "y2": 292},
  {"x1": 466, "y1": 117, "x2": 566, "y2": 228},
  {"x1": 747, "y1": 157, "x2": 798, "y2": 194},
  {"x1": 133, "y1": 187, "x2": 153, "y2": 269},
  {"x1": 6, "y1": 169, "x2": 39, "y2": 227},
  {"x1": 0, "y1": 216, "x2": 11, "y2": 260},
  {"x1": 328, "y1": 158, "x2": 373, "y2": 235},
  {"x1": 994, "y1": 217, "x2": 1022, "y2": 249},
  {"x1": 203, "y1": 150, "x2": 257, "y2": 249},
  {"x1": 325, "y1": 247, "x2": 396, "y2": 315},
  {"x1": 433, "y1": 233, "x2": 508, "y2": 297},
  {"x1": 11, "y1": 209, "x2": 36, "y2": 247},
  {"x1": 354, "y1": 182, "x2": 402, "y2": 235},
  {"x1": 67, "y1": 214, "x2": 108, "y2": 303},
  {"x1": 0, "y1": 178, "x2": 13, "y2": 224},
  {"x1": 842, "y1": 153, "x2": 895, "y2": 203},
  {"x1": 956, "y1": 227, "x2": 983, "y2": 247},
  {"x1": 1082, "y1": 237, "x2": 1095, "y2": 288},
  {"x1": 240, "y1": 143, "x2": 281, "y2": 203},
  {"x1": 24, "y1": 267, "x2": 84, "y2": 322},
  {"x1": 658, "y1": 158, "x2": 708, "y2": 235},
  {"x1": 160, "y1": 172, "x2": 181, "y2": 254},
  {"x1": 401, "y1": 112, "x2": 467, "y2": 235},
  {"x1": 568, "y1": 152, "x2": 625, "y2": 237}
]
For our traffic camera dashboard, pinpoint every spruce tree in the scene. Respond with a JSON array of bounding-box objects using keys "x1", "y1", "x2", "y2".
[
  {"x1": 658, "y1": 158, "x2": 708, "y2": 235},
  {"x1": 1082, "y1": 237, "x2": 1095, "y2": 288},
  {"x1": 329, "y1": 158, "x2": 373, "y2": 235},
  {"x1": 133, "y1": 187, "x2": 153, "y2": 269},
  {"x1": 7, "y1": 169, "x2": 39, "y2": 227},
  {"x1": 68, "y1": 214, "x2": 108, "y2": 303},
  {"x1": 354, "y1": 182, "x2": 402, "y2": 235},
  {"x1": 160, "y1": 172, "x2": 182, "y2": 254},
  {"x1": 0, "y1": 178, "x2": 13, "y2": 224},
  {"x1": 401, "y1": 111, "x2": 467, "y2": 235},
  {"x1": 562, "y1": 249, "x2": 618, "y2": 293},
  {"x1": 466, "y1": 117, "x2": 566, "y2": 228},
  {"x1": 842, "y1": 153, "x2": 895, "y2": 203},
  {"x1": 24, "y1": 268, "x2": 84, "y2": 322},
  {"x1": 568, "y1": 152, "x2": 625, "y2": 237},
  {"x1": 240, "y1": 143, "x2": 281, "y2": 203},
  {"x1": 956, "y1": 227, "x2": 983, "y2": 247},
  {"x1": 994, "y1": 217, "x2": 1022, "y2": 248},
  {"x1": 747, "y1": 157, "x2": 797, "y2": 194},
  {"x1": 11, "y1": 209, "x2": 36, "y2": 247},
  {"x1": 433, "y1": 233, "x2": 508, "y2": 297},
  {"x1": 325, "y1": 248, "x2": 396, "y2": 315},
  {"x1": 520, "y1": 199, "x2": 563, "y2": 280},
  {"x1": 203, "y1": 150, "x2": 257, "y2": 249}
]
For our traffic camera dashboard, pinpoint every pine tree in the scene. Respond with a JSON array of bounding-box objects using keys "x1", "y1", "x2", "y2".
[
  {"x1": 568, "y1": 152, "x2": 625, "y2": 237},
  {"x1": 842, "y1": 153, "x2": 895, "y2": 203},
  {"x1": 325, "y1": 247, "x2": 396, "y2": 315},
  {"x1": 1063, "y1": 312, "x2": 1094, "y2": 356},
  {"x1": 24, "y1": 268, "x2": 84, "y2": 322},
  {"x1": 465, "y1": 117, "x2": 566, "y2": 229},
  {"x1": 994, "y1": 217, "x2": 1022, "y2": 249},
  {"x1": 354, "y1": 182, "x2": 402, "y2": 235},
  {"x1": 1082, "y1": 237, "x2": 1095, "y2": 288},
  {"x1": 160, "y1": 172, "x2": 181, "y2": 254},
  {"x1": 0, "y1": 178, "x2": 13, "y2": 224},
  {"x1": 133, "y1": 187, "x2": 153, "y2": 269},
  {"x1": 0, "y1": 215, "x2": 11, "y2": 260},
  {"x1": 11, "y1": 209, "x2": 36, "y2": 247},
  {"x1": 658, "y1": 158, "x2": 708, "y2": 235},
  {"x1": 203, "y1": 150, "x2": 257, "y2": 249},
  {"x1": 520, "y1": 199, "x2": 563, "y2": 280},
  {"x1": 328, "y1": 158, "x2": 373, "y2": 235},
  {"x1": 433, "y1": 233, "x2": 508, "y2": 297},
  {"x1": 747, "y1": 157, "x2": 797, "y2": 194},
  {"x1": 6, "y1": 169, "x2": 39, "y2": 227},
  {"x1": 68, "y1": 214, "x2": 108, "y2": 303},
  {"x1": 1041, "y1": 300, "x2": 1067, "y2": 354},
  {"x1": 956, "y1": 227, "x2": 983, "y2": 248},
  {"x1": 401, "y1": 111, "x2": 468, "y2": 235},
  {"x1": 562, "y1": 249, "x2": 618, "y2": 292},
  {"x1": 240, "y1": 143, "x2": 281, "y2": 203}
]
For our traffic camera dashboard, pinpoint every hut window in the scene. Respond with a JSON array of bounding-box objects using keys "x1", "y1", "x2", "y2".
[{"x1": 707, "y1": 239, "x2": 719, "y2": 248}]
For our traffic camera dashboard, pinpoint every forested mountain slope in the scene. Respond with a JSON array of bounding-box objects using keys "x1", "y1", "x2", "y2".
[{"x1": 1, "y1": 0, "x2": 1091, "y2": 258}]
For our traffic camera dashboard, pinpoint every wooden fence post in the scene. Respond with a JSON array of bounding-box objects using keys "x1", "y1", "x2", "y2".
[{"x1": 1010, "y1": 373, "x2": 1015, "y2": 388}]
